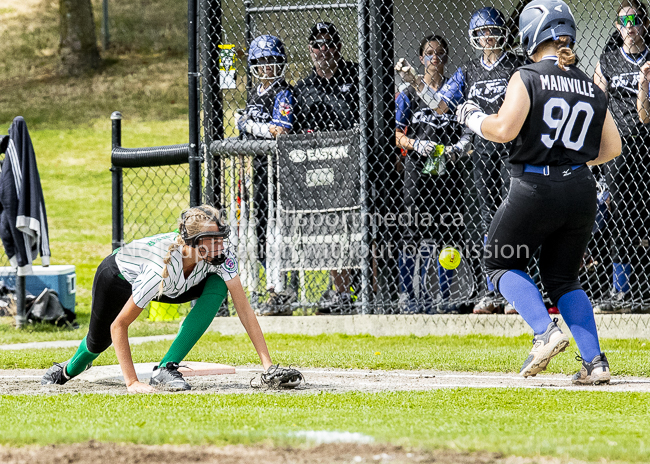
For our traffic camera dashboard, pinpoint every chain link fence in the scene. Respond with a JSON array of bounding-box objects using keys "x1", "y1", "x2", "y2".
[{"x1": 113, "y1": 0, "x2": 650, "y2": 319}]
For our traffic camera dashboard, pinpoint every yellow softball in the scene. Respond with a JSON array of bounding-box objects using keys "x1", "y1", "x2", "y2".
[{"x1": 438, "y1": 246, "x2": 461, "y2": 270}]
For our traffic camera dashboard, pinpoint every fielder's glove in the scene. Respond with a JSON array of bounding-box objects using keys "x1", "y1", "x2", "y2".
[
  {"x1": 251, "y1": 364, "x2": 304, "y2": 390},
  {"x1": 412, "y1": 139, "x2": 437, "y2": 157},
  {"x1": 455, "y1": 100, "x2": 482, "y2": 126},
  {"x1": 395, "y1": 58, "x2": 420, "y2": 88}
]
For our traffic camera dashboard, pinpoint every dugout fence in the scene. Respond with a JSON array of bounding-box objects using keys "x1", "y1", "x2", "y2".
[{"x1": 114, "y1": 0, "x2": 650, "y2": 317}]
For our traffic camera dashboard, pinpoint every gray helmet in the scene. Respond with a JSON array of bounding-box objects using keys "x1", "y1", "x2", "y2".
[{"x1": 519, "y1": 0, "x2": 576, "y2": 56}]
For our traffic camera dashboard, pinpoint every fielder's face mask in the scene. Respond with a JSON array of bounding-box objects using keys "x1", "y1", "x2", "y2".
[
  {"x1": 470, "y1": 26, "x2": 508, "y2": 50},
  {"x1": 180, "y1": 206, "x2": 230, "y2": 266},
  {"x1": 250, "y1": 56, "x2": 286, "y2": 80}
]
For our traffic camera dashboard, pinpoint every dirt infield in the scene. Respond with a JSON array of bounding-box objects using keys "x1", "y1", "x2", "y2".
[
  {"x1": 1, "y1": 366, "x2": 650, "y2": 395},
  {"x1": 0, "y1": 441, "x2": 579, "y2": 464}
]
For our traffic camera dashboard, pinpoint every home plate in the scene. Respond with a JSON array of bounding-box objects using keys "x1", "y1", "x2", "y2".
[{"x1": 76, "y1": 362, "x2": 235, "y2": 382}]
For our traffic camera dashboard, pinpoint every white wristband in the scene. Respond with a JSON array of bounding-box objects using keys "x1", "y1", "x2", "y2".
[
  {"x1": 465, "y1": 112, "x2": 488, "y2": 139},
  {"x1": 245, "y1": 120, "x2": 273, "y2": 139},
  {"x1": 417, "y1": 84, "x2": 442, "y2": 110}
]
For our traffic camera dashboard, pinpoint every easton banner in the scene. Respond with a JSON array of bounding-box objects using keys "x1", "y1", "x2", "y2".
[
  {"x1": 272, "y1": 131, "x2": 362, "y2": 271},
  {"x1": 276, "y1": 130, "x2": 359, "y2": 211}
]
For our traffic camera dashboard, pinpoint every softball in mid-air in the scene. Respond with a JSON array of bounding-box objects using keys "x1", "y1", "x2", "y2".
[{"x1": 438, "y1": 246, "x2": 461, "y2": 270}]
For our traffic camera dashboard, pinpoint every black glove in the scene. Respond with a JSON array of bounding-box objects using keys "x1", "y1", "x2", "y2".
[{"x1": 251, "y1": 364, "x2": 304, "y2": 389}]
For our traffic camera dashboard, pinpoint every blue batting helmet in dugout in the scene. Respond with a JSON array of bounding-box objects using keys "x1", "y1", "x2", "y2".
[
  {"x1": 519, "y1": 0, "x2": 577, "y2": 56},
  {"x1": 248, "y1": 35, "x2": 287, "y2": 79},
  {"x1": 468, "y1": 7, "x2": 508, "y2": 49}
]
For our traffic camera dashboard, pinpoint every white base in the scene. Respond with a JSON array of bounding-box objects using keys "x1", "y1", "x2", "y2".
[{"x1": 76, "y1": 362, "x2": 235, "y2": 382}]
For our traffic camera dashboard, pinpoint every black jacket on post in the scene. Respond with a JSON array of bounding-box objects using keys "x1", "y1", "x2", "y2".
[{"x1": 0, "y1": 117, "x2": 51, "y2": 275}]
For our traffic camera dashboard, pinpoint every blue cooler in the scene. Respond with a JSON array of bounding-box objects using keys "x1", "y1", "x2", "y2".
[{"x1": 0, "y1": 265, "x2": 76, "y2": 312}]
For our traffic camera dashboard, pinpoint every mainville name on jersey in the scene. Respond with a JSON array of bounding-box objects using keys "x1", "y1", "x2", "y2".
[
  {"x1": 467, "y1": 78, "x2": 508, "y2": 104},
  {"x1": 539, "y1": 74, "x2": 595, "y2": 98}
]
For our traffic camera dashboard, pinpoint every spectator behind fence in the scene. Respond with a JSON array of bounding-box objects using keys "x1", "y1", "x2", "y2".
[
  {"x1": 293, "y1": 22, "x2": 360, "y2": 313},
  {"x1": 394, "y1": 35, "x2": 463, "y2": 314},
  {"x1": 396, "y1": 7, "x2": 526, "y2": 315},
  {"x1": 595, "y1": 0, "x2": 650, "y2": 312},
  {"x1": 235, "y1": 35, "x2": 298, "y2": 316}
]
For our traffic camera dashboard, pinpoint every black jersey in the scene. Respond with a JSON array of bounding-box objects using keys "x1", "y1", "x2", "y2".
[
  {"x1": 293, "y1": 60, "x2": 359, "y2": 133},
  {"x1": 441, "y1": 53, "x2": 526, "y2": 116},
  {"x1": 241, "y1": 78, "x2": 293, "y2": 141},
  {"x1": 511, "y1": 57, "x2": 608, "y2": 166},
  {"x1": 599, "y1": 46, "x2": 648, "y2": 137},
  {"x1": 395, "y1": 85, "x2": 461, "y2": 147}
]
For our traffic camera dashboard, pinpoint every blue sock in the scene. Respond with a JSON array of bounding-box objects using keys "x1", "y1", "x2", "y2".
[
  {"x1": 484, "y1": 235, "x2": 495, "y2": 292},
  {"x1": 437, "y1": 263, "x2": 454, "y2": 301},
  {"x1": 613, "y1": 263, "x2": 631, "y2": 293},
  {"x1": 498, "y1": 270, "x2": 552, "y2": 334},
  {"x1": 398, "y1": 250, "x2": 416, "y2": 300},
  {"x1": 557, "y1": 290, "x2": 601, "y2": 361}
]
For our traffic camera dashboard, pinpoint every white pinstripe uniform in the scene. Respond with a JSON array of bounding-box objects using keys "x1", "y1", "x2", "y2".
[{"x1": 114, "y1": 232, "x2": 238, "y2": 309}]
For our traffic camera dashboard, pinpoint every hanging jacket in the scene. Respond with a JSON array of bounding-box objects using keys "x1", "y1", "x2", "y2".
[{"x1": 0, "y1": 117, "x2": 51, "y2": 275}]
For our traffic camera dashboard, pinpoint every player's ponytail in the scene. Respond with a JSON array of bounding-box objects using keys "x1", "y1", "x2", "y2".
[
  {"x1": 157, "y1": 235, "x2": 184, "y2": 297},
  {"x1": 555, "y1": 36, "x2": 576, "y2": 71}
]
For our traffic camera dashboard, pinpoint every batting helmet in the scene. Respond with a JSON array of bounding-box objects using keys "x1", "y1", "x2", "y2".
[
  {"x1": 248, "y1": 35, "x2": 287, "y2": 80},
  {"x1": 468, "y1": 7, "x2": 508, "y2": 50},
  {"x1": 519, "y1": 0, "x2": 576, "y2": 56}
]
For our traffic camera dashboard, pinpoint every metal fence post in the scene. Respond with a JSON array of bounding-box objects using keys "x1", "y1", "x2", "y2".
[
  {"x1": 244, "y1": 0, "x2": 253, "y2": 95},
  {"x1": 358, "y1": 0, "x2": 371, "y2": 314},
  {"x1": 188, "y1": 0, "x2": 202, "y2": 207},
  {"x1": 200, "y1": 0, "x2": 223, "y2": 208},
  {"x1": 370, "y1": 0, "x2": 395, "y2": 314},
  {"x1": 111, "y1": 111, "x2": 123, "y2": 251}
]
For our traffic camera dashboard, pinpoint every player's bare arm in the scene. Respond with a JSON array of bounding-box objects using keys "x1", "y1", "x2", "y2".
[
  {"x1": 110, "y1": 296, "x2": 157, "y2": 393},
  {"x1": 593, "y1": 62, "x2": 609, "y2": 95},
  {"x1": 637, "y1": 61, "x2": 650, "y2": 124},
  {"x1": 588, "y1": 110, "x2": 622, "y2": 165},
  {"x1": 227, "y1": 275, "x2": 273, "y2": 370}
]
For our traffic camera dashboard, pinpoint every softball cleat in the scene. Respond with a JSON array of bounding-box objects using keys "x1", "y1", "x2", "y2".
[
  {"x1": 572, "y1": 353, "x2": 611, "y2": 385},
  {"x1": 519, "y1": 318, "x2": 570, "y2": 378},
  {"x1": 150, "y1": 362, "x2": 191, "y2": 391},
  {"x1": 41, "y1": 361, "x2": 71, "y2": 385}
]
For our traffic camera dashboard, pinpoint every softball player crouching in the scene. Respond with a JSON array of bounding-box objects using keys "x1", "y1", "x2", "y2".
[{"x1": 42, "y1": 205, "x2": 277, "y2": 392}]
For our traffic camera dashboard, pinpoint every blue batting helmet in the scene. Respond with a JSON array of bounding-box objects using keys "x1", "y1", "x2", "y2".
[
  {"x1": 469, "y1": 7, "x2": 507, "y2": 50},
  {"x1": 248, "y1": 35, "x2": 287, "y2": 79},
  {"x1": 519, "y1": 0, "x2": 576, "y2": 56}
]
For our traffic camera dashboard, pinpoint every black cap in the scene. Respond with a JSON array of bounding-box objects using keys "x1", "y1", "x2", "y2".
[{"x1": 309, "y1": 22, "x2": 340, "y2": 43}]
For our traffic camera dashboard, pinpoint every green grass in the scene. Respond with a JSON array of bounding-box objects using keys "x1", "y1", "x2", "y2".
[
  {"x1": 33, "y1": 120, "x2": 189, "y2": 305},
  {"x1": 2, "y1": 332, "x2": 649, "y2": 376},
  {"x1": 0, "y1": 390, "x2": 648, "y2": 462},
  {"x1": 0, "y1": 0, "x2": 189, "y2": 129},
  {"x1": 0, "y1": 0, "x2": 242, "y2": 339},
  {"x1": 0, "y1": 317, "x2": 182, "y2": 344}
]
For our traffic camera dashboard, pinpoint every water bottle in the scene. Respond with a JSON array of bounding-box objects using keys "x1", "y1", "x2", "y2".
[{"x1": 422, "y1": 144, "x2": 446, "y2": 176}]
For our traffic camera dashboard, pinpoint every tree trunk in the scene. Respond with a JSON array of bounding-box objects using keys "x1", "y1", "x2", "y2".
[{"x1": 59, "y1": 0, "x2": 101, "y2": 75}]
